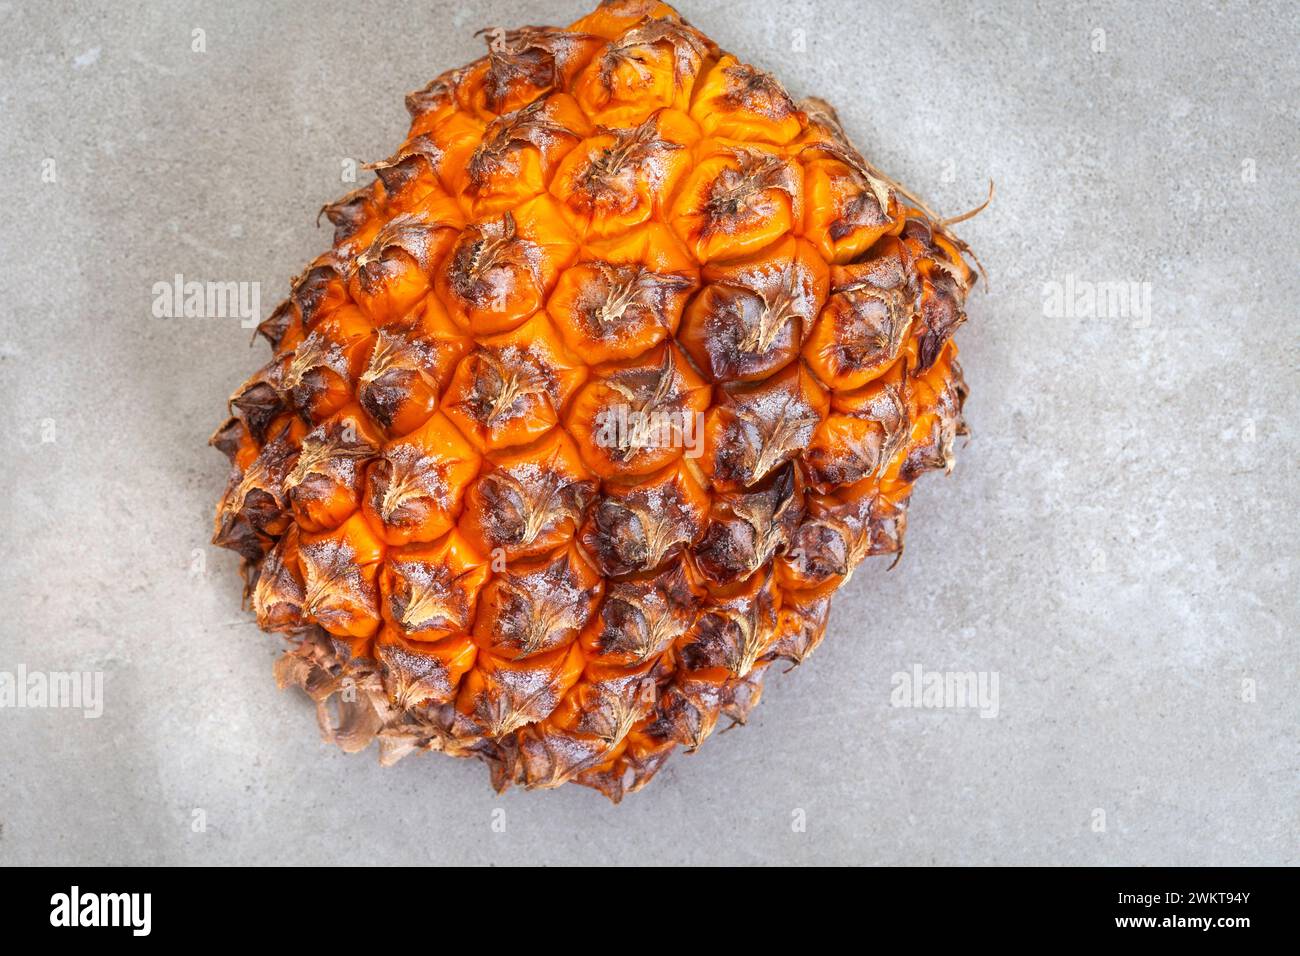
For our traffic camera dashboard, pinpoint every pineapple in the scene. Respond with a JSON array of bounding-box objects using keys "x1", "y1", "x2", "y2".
[{"x1": 211, "y1": 0, "x2": 982, "y2": 801}]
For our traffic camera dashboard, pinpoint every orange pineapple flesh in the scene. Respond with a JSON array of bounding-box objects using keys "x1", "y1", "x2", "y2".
[{"x1": 212, "y1": 0, "x2": 978, "y2": 801}]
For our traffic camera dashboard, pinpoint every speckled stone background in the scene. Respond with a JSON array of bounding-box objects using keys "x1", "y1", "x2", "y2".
[{"x1": 1, "y1": 0, "x2": 1296, "y2": 866}]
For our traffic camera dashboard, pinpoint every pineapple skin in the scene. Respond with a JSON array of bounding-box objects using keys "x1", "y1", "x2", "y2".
[{"x1": 211, "y1": 0, "x2": 976, "y2": 801}]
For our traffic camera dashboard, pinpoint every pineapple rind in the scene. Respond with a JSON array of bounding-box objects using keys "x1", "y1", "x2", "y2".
[{"x1": 212, "y1": 0, "x2": 976, "y2": 801}]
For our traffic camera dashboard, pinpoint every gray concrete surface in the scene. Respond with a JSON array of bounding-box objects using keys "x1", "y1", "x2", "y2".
[{"x1": 1, "y1": 0, "x2": 1296, "y2": 866}]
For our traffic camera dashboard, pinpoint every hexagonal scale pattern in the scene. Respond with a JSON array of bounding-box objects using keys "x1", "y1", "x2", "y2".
[{"x1": 211, "y1": 0, "x2": 978, "y2": 801}]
